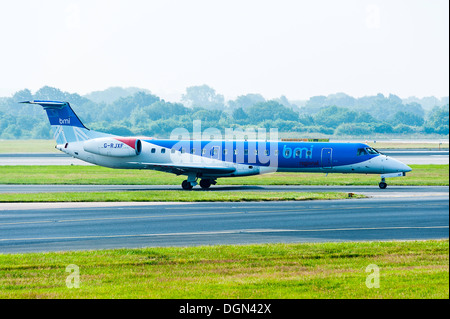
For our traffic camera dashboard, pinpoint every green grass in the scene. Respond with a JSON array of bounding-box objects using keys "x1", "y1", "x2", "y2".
[
  {"x1": 0, "y1": 191, "x2": 364, "y2": 203},
  {"x1": 0, "y1": 164, "x2": 447, "y2": 186},
  {"x1": 0, "y1": 139, "x2": 59, "y2": 153},
  {"x1": 0, "y1": 240, "x2": 447, "y2": 299}
]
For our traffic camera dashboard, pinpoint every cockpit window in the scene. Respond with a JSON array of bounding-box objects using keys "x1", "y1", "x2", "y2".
[
  {"x1": 365, "y1": 147, "x2": 378, "y2": 155},
  {"x1": 357, "y1": 148, "x2": 368, "y2": 156}
]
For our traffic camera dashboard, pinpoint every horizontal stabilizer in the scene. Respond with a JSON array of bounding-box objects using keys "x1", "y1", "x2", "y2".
[{"x1": 20, "y1": 100, "x2": 68, "y2": 108}]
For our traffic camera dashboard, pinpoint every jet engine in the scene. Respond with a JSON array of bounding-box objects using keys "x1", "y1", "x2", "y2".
[{"x1": 83, "y1": 137, "x2": 142, "y2": 157}]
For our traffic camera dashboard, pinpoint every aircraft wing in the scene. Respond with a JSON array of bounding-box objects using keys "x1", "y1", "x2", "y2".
[{"x1": 128, "y1": 162, "x2": 236, "y2": 175}]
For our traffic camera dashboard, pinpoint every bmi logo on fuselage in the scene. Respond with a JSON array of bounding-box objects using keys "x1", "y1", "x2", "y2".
[{"x1": 282, "y1": 144, "x2": 313, "y2": 159}]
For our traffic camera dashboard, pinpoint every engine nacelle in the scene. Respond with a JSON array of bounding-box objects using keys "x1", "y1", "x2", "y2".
[{"x1": 83, "y1": 137, "x2": 142, "y2": 157}]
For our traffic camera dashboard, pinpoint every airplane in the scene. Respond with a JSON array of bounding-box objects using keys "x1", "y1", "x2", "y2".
[{"x1": 21, "y1": 100, "x2": 412, "y2": 190}]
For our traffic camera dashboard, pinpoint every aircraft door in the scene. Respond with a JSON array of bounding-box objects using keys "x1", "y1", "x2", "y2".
[
  {"x1": 321, "y1": 148, "x2": 332, "y2": 168},
  {"x1": 212, "y1": 146, "x2": 220, "y2": 159}
]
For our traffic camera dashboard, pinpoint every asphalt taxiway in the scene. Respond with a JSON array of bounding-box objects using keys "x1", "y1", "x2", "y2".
[{"x1": 0, "y1": 186, "x2": 448, "y2": 253}]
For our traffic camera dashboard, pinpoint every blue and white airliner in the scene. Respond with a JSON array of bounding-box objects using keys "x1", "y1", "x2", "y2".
[{"x1": 22, "y1": 100, "x2": 412, "y2": 190}]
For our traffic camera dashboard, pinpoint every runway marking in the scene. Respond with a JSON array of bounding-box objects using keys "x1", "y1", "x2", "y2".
[
  {"x1": 0, "y1": 202, "x2": 447, "y2": 226},
  {"x1": 0, "y1": 226, "x2": 448, "y2": 242},
  {"x1": 0, "y1": 211, "x2": 247, "y2": 226},
  {"x1": 0, "y1": 202, "x2": 192, "y2": 211},
  {"x1": 162, "y1": 201, "x2": 448, "y2": 210},
  {"x1": 369, "y1": 193, "x2": 449, "y2": 198}
]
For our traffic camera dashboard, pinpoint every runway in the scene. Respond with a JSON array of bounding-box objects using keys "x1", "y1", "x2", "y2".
[{"x1": 0, "y1": 188, "x2": 448, "y2": 254}]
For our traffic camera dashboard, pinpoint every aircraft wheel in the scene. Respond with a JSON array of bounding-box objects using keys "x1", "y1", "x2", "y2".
[
  {"x1": 199, "y1": 179, "x2": 212, "y2": 189},
  {"x1": 182, "y1": 180, "x2": 193, "y2": 190},
  {"x1": 379, "y1": 182, "x2": 387, "y2": 189}
]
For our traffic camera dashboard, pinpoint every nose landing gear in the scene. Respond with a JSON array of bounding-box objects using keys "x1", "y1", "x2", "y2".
[
  {"x1": 379, "y1": 177, "x2": 387, "y2": 189},
  {"x1": 378, "y1": 172, "x2": 407, "y2": 189}
]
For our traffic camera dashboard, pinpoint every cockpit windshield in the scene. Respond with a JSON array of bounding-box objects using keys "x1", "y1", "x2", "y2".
[
  {"x1": 357, "y1": 147, "x2": 379, "y2": 156},
  {"x1": 365, "y1": 147, "x2": 379, "y2": 155}
]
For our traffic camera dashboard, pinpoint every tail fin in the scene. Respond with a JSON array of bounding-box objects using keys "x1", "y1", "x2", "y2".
[{"x1": 21, "y1": 100, "x2": 109, "y2": 144}]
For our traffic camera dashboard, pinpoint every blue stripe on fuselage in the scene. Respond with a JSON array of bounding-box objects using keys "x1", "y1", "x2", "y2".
[{"x1": 143, "y1": 140, "x2": 379, "y2": 168}]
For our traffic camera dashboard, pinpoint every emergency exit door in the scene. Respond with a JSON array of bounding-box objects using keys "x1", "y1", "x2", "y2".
[{"x1": 321, "y1": 148, "x2": 332, "y2": 168}]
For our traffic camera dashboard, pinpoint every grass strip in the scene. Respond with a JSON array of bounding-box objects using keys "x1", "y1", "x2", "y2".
[
  {"x1": 0, "y1": 240, "x2": 448, "y2": 299},
  {"x1": 0, "y1": 139, "x2": 60, "y2": 153},
  {"x1": 0, "y1": 164, "x2": 448, "y2": 186},
  {"x1": 0, "y1": 191, "x2": 364, "y2": 203}
]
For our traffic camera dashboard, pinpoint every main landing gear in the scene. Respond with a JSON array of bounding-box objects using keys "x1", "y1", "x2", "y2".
[
  {"x1": 181, "y1": 178, "x2": 216, "y2": 190},
  {"x1": 181, "y1": 180, "x2": 193, "y2": 190},
  {"x1": 199, "y1": 179, "x2": 212, "y2": 189}
]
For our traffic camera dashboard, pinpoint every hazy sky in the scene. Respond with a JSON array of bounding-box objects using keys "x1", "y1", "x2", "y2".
[{"x1": 0, "y1": 0, "x2": 448, "y2": 101}]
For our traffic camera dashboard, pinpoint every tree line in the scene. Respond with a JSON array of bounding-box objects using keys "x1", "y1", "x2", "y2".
[{"x1": 0, "y1": 85, "x2": 448, "y2": 140}]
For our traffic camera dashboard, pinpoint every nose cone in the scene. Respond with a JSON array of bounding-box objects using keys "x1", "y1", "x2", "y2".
[
  {"x1": 385, "y1": 156, "x2": 412, "y2": 173},
  {"x1": 403, "y1": 163, "x2": 413, "y2": 172}
]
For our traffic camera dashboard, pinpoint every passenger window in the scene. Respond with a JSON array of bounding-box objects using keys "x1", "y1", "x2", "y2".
[
  {"x1": 190, "y1": 148, "x2": 195, "y2": 154},
  {"x1": 171, "y1": 148, "x2": 176, "y2": 154},
  {"x1": 223, "y1": 149, "x2": 228, "y2": 155},
  {"x1": 161, "y1": 149, "x2": 166, "y2": 154},
  {"x1": 357, "y1": 148, "x2": 367, "y2": 156},
  {"x1": 265, "y1": 150, "x2": 269, "y2": 156},
  {"x1": 151, "y1": 148, "x2": 156, "y2": 153},
  {"x1": 244, "y1": 149, "x2": 248, "y2": 155},
  {"x1": 234, "y1": 149, "x2": 238, "y2": 155}
]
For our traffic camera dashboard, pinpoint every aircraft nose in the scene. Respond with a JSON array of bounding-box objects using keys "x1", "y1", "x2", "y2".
[{"x1": 385, "y1": 156, "x2": 412, "y2": 173}]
